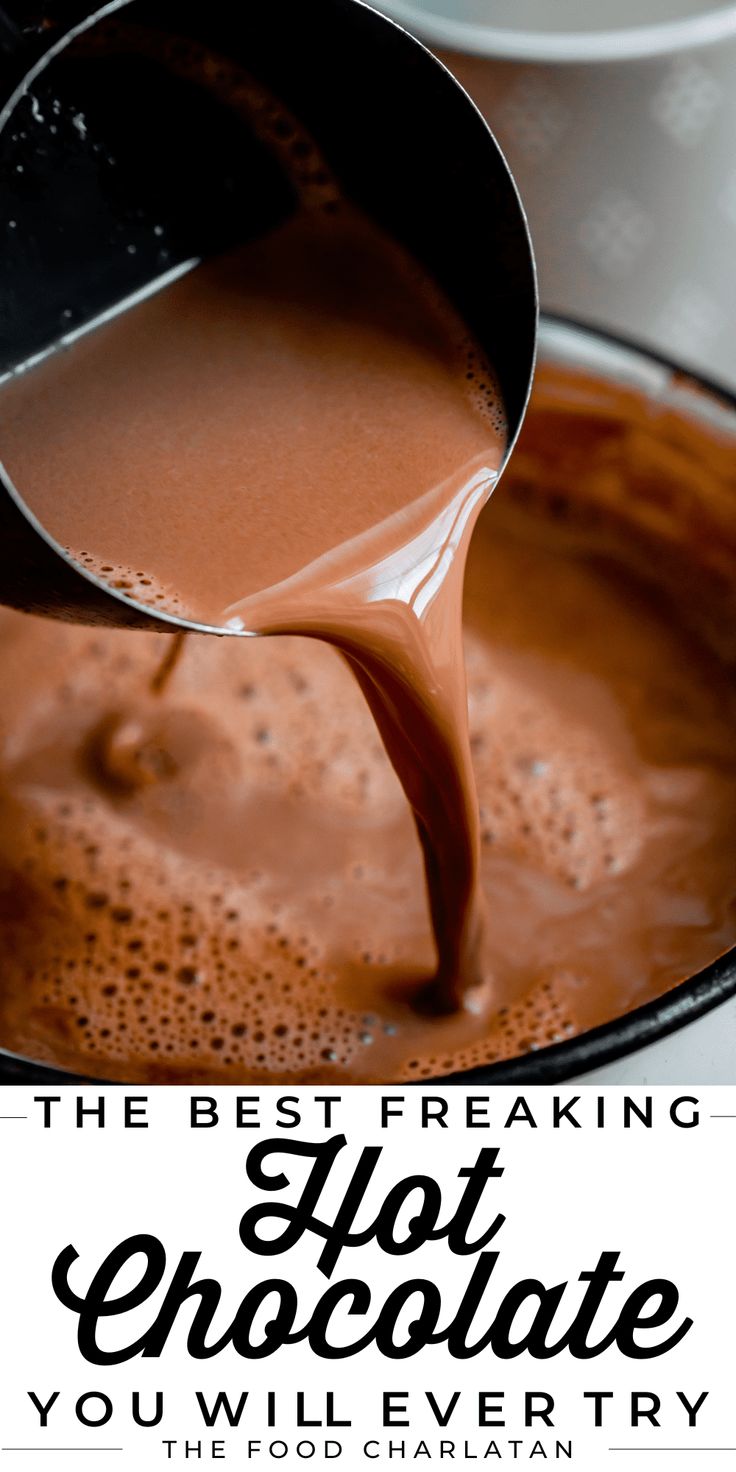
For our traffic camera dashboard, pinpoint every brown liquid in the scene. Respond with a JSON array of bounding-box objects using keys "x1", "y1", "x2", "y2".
[
  {"x1": 0, "y1": 447, "x2": 733, "y2": 1083},
  {"x1": 0, "y1": 213, "x2": 733, "y2": 1083},
  {"x1": 0, "y1": 205, "x2": 506, "y2": 1017}
]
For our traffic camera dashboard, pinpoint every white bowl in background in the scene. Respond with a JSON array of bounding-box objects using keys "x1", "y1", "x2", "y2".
[{"x1": 378, "y1": 0, "x2": 736, "y2": 62}]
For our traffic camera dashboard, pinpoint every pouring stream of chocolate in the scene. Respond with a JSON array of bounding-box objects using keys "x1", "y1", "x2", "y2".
[{"x1": 0, "y1": 204, "x2": 506, "y2": 1014}]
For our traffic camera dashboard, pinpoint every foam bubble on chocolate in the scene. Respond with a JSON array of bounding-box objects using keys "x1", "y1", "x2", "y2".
[
  {"x1": 464, "y1": 344, "x2": 507, "y2": 438},
  {"x1": 69, "y1": 550, "x2": 190, "y2": 620}
]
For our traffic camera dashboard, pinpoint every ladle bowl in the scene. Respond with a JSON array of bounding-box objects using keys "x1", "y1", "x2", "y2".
[{"x1": 0, "y1": 0, "x2": 537, "y2": 633}]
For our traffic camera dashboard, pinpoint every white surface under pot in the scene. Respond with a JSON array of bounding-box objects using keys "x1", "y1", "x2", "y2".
[{"x1": 577, "y1": 1002, "x2": 736, "y2": 1084}]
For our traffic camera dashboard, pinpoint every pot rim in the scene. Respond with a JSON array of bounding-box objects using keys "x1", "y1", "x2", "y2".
[
  {"x1": 1, "y1": 311, "x2": 735, "y2": 1086},
  {"x1": 375, "y1": 0, "x2": 736, "y2": 64}
]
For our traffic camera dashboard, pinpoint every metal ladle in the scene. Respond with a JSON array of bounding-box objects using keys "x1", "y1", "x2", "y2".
[{"x1": 0, "y1": 0, "x2": 536, "y2": 634}]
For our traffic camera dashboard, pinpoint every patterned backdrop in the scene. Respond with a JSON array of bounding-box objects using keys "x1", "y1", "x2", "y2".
[{"x1": 431, "y1": 42, "x2": 736, "y2": 389}]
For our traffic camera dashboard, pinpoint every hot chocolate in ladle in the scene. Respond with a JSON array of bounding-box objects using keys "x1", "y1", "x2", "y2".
[{"x1": 0, "y1": 0, "x2": 536, "y2": 635}]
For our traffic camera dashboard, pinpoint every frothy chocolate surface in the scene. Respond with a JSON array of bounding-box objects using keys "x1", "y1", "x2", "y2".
[{"x1": 1, "y1": 369, "x2": 735, "y2": 1081}]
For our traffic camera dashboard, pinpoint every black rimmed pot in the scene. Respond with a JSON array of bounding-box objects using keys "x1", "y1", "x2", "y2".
[{"x1": 1, "y1": 316, "x2": 734, "y2": 1086}]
